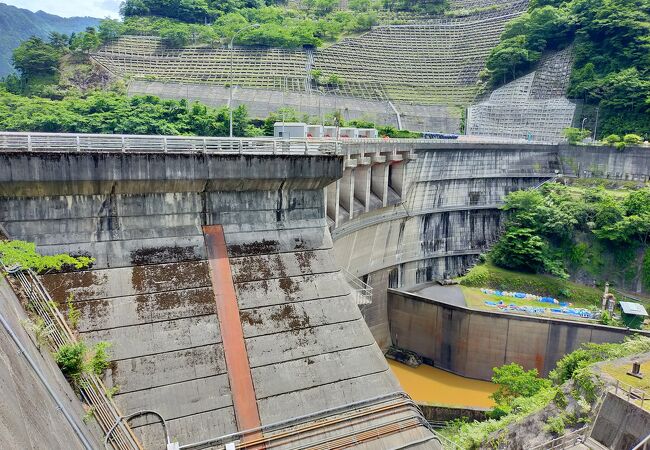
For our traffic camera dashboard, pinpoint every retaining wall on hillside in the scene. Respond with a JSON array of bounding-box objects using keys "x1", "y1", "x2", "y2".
[
  {"x1": 128, "y1": 81, "x2": 461, "y2": 133},
  {"x1": 387, "y1": 289, "x2": 649, "y2": 380}
]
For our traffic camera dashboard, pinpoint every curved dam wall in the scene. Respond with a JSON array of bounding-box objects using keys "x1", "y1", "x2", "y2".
[
  {"x1": 332, "y1": 143, "x2": 650, "y2": 349},
  {"x1": 387, "y1": 289, "x2": 649, "y2": 381},
  {"x1": 0, "y1": 150, "x2": 437, "y2": 449},
  {"x1": 333, "y1": 143, "x2": 561, "y2": 348}
]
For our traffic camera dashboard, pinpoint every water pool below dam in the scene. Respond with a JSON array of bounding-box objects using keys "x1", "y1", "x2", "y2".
[{"x1": 388, "y1": 359, "x2": 496, "y2": 409}]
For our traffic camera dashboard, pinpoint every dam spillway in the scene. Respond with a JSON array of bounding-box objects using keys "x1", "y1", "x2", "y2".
[{"x1": 0, "y1": 136, "x2": 440, "y2": 449}]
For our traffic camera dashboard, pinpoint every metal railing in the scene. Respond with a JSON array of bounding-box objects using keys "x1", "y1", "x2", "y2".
[
  {"x1": 3, "y1": 264, "x2": 141, "y2": 450},
  {"x1": 341, "y1": 267, "x2": 373, "y2": 306},
  {"x1": 613, "y1": 379, "x2": 649, "y2": 410},
  {"x1": 0, "y1": 132, "x2": 563, "y2": 157},
  {"x1": 0, "y1": 131, "x2": 341, "y2": 155},
  {"x1": 528, "y1": 425, "x2": 589, "y2": 450},
  {"x1": 432, "y1": 430, "x2": 464, "y2": 450},
  {"x1": 632, "y1": 432, "x2": 650, "y2": 450}
]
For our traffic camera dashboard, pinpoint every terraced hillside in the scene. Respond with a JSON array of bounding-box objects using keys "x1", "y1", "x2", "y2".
[
  {"x1": 467, "y1": 47, "x2": 576, "y2": 142},
  {"x1": 93, "y1": 0, "x2": 528, "y2": 108}
]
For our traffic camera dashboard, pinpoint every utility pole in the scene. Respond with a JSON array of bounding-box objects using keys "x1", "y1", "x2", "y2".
[{"x1": 229, "y1": 23, "x2": 259, "y2": 138}]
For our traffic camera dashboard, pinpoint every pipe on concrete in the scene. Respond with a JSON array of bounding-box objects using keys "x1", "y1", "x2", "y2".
[
  {"x1": 179, "y1": 392, "x2": 411, "y2": 449},
  {"x1": 387, "y1": 435, "x2": 443, "y2": 450},
  {"x1": 104, "y1": 410, "x2": 170, "y2": 450},
  {"x1": 0, "y1": 311, "x2": 95, "y2": 450}
]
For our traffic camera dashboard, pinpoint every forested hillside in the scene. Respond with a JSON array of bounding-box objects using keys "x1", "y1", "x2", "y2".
[
  {"x1": 490, "y1": 180, "x2": 650, "y2": 295},
  {"x1": 484, "y1": 0, "x2": 650, "y2": 138},
  {"x1": 0, "y1": 3, "x2": 99, "y2": 76}
]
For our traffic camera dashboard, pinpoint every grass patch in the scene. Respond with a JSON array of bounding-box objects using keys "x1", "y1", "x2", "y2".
[
  {"x1": 461, "y1": 286, "x2": 599, "y2": 323},
  {"x1": 601, "y1": 359, "x2": 650, "y2": 392},
  {"x1": 458, "y1": 262, "x2": 603, "y2": 306}
]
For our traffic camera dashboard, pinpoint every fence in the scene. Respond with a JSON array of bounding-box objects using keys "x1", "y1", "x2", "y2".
[
  {"x1": 340, "y1": 267, "x2": 373, "y2": 307},
  {"x1": 633, "y1": 433, "x2": 650, "y2": 450},
  {"x1": 0, "y1": 132, "x2": 560, "y2": 157},
  {"x1": 0, "y1": 132, "x2": 343, "y2": 156},
  {"x1": 528, "y1": 426, "x2": 589, "y2": 450},
  {"x1": 3, "y1": 264, "x2": 141, "y2": 450},
  {"x1": 613, "y1": 379, "x2": 649, "y2": 410}
]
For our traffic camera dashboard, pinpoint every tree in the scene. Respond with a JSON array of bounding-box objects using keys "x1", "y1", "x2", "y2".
[
  {"x1": 603, "y1": 134, "x2": 621, "y2": 145},
  {"x1": 70, "y1": 28, "x2": 101, "y2": 54},
  {"x1": 490, "y1": 228, "x2": 551, "y2": 273},
  {"x1": 48, "y1": 32, "x2": 70, "y2": 50},
  {"x1": 12, "y1": 37, "x2": 61, "y2": 78},
  {"x1": 486, "y1": 36, "x2": 538, "y2": 84},
  {"x1": 306, "y1": 0, "x2": 339, "y2": 15},
  {"x1": 120, "y1": 0, "x2": 150, "y2": 17},
  {"x1": 562, "y1": 127, "x2": 591, "y2": 144},
  {"x1": 491, "y1": 363, "x2": 551, "y2": 406},
  {"x1": 98, "y1": 19, "x2": 123, "y2": 43},
  {"x1": 623, "y1": 134, "x2": 643, "y2": 145}
]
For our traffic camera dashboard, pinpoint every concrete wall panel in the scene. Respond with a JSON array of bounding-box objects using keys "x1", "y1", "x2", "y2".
[{"x1": 388, "y1": 290, "x2": 647, "y2": 380}]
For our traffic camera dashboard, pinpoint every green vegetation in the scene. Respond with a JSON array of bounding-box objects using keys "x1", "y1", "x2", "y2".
[
  {"x1": 484, "y1": 0, "x2": 650, "y2": 138},
  {"x1": 20, "y1": 317, "x2": 55, "y2": 350},
  {"x1": 0, "y1": 3, "x2": 99, "y2": 76},
  {"x1": 66, "y1": 294, "x2": 81, "y2": 331},
  {"x1": 562, "y1": 127, "x2": 591, "y2": 144},
  {"x1": 490, "y1": 364, "x2": 551, "y2": 416},
  {"x1": 0, "y1": 240, "x2": 94, "y2": 273},
  {"x1": 113, "y1": 1, "x2": 383, "y2": 49},
  {"x1": 0, "y1": 87, "x2": 259, "y2": 136},
  {"x1": 54, "y1": 340, "x2": 112, "y2": 385},
  {"x1": 443, "y1": 336, "x2": 650, "y2": 448},
  {"x1": 487, "y1": 182, "x2": 650, "y2": 295},
  {"x1": 459, "y1": 263, "x2": 603, "y2": 306}
]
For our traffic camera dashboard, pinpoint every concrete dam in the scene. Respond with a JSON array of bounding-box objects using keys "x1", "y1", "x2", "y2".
[{"x1": 1, "y1": 133, "x2": 649, "y2": 449}]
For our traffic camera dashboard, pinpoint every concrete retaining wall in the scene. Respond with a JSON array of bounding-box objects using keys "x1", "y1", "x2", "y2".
[
  {"x1": 387, "y1": 289, "x2": 648, "y2": 380},
  {"x1": 559, "y1": 145, "x2": 650, "y2": 181},
  {"x1": 591, "y1": 391, "x2": 650, "y2": 450},
  {"x1": 128, "y1": 81, "x2": 461, "y2": 133},
  {"x1": 419, "y1": 404, "x2": 488, "y2": 423}
]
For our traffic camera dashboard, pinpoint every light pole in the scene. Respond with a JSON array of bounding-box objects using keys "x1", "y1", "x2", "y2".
[
  {"x1": 229, "y1": 23, "x2": 260, "y2": 138},
  {"x1": 581, "y1": 117, "x2": 587, "y2": 134}
]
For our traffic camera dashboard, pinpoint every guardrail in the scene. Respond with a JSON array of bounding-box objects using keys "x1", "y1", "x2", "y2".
[
  {"x1": 613, "y1": 379, "x2": 649, "y2": 410},
  {"x1": 340, "y1": 267, "x2": 373, "y2": 307},
  {"x1": 528, "y1": 425, "x2": 589, "y2": 450},
  {"x1": 0, "y1": 132, "x2": 560, "y2": 156},
  {"x1": 2, "y1": 264, "x2": 141, "y2": 450},
  {"x1": 633, "y1": 432, "x2": 650, "y2": 450},
  {"x1": 0, "y1": 132, "x2": 340, "y2": 155}
]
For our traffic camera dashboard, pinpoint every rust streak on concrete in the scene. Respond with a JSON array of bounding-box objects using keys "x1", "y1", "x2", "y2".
[{"x1": 203, "y1": 225, "x2": 263, "y2": 445}]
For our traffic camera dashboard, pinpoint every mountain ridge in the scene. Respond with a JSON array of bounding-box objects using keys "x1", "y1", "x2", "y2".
[{"x1": 0, "y1": 2, "x2": 100, "y2": 76}]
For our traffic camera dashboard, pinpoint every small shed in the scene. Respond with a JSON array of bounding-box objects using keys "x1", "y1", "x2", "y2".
[
  {"x1": 619, "y1": 302, "x2": 648, "y2": 329},
  {"x1": 274, "y1": 122, "x2": 307, "y2": 139},
  {"x1": 306, "y1": 125, "x2": 324, "y2": 138},
  {"x1": 357, "y1": 128, "x2": 378, "y2": 139}
]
